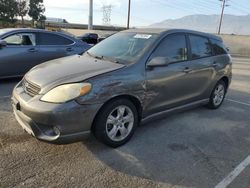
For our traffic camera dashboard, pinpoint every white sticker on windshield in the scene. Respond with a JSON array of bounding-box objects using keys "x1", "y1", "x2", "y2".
[{"x1": 134, "y1": 34, "x2": 152, "y2": 39}]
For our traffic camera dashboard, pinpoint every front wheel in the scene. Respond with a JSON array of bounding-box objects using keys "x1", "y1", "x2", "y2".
[
  {"x1": 207, "y1": 80, "x2": 226, "y2": 109},
  {"x1": 93, "y1": 99, "x2": 138, "y2": 148}
]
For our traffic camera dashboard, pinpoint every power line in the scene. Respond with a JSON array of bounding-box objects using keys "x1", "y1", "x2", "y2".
[
  {"x1": 193, "y1": 0, "x2": 221, "y2": 10},
  {"x1": 153, "y1": 0, "x2": 220, "y2": 15},
  {"x1": 230, "y1": 0, "x2": 250, "y2": 14},
  {"x1": 153, "y1": 0, "x2": 201, "y2": 14},
  {"x1": 227, "y1": 6, "x2": 249, "y2": 14},
  {"x1": 112, "y1": 9, "x2": 155, "y2": 25},
  {"x1": 47, "y1": 6, "x2": 100, "y2": 12}
]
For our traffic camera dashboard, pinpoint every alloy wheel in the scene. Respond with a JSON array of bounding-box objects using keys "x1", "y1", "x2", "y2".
[
  {"x1": 213, "y1": 84, "x2": 225, "y2": 106},
  {"x1": 105, "y1": 105, "x2": 134, "y2": 142}
]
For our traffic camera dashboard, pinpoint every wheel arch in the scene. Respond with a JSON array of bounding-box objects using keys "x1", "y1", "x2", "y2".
[
  {"x1": 219, "y1": 76, "x2": 230, "y2": 90},
  {"x1": 91, "y1": 94, "x2": 143, "y2": 131}
]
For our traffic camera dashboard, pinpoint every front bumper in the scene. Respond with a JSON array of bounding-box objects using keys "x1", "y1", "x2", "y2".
[{"x1": 12, "y1": 82, "x2": 103, "y2": 143}]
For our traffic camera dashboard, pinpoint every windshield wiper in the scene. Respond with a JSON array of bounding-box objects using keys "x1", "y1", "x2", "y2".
[
  {"x1": 87, "y1": 52, "x2": 120, "y2": 64},
  {"x1": 102, "y1": 56, "x2": 120, "y2": 64},
  {"x1": 86, "y1": 51, "x2": 103, "y2": 60}
]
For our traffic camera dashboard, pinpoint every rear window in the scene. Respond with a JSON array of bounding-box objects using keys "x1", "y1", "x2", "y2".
[
  {"x1": 38, "y1": 33, "x2": 73, "y2": 45},
  {"x1": 189, "y1": 35, "x2": 212, "y2": 59},
  {"x1": 211, "y1": 39, "x2": 228, "y2": 55}
]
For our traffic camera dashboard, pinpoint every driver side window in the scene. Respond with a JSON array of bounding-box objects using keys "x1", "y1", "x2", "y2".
[
  {"x1": 4, "y1": 33, "x2": 36, "y2": 46},
  {"x1": 151, "y1": 34, "x2": 188, "y2": 63}
]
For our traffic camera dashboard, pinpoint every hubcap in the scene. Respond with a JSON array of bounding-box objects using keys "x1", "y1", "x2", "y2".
[
  {"x1": 213, "y1": 84, "x2": 225, "y2": 106},
  {"x1": 106, "y1": 105, "x2": 134, "y2": 142}
]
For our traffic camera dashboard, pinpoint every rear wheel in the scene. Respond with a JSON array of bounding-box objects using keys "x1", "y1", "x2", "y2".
[
  {"x1": 207, "y1": 80, "x2": 226, "y2": 109},
  {"x1": 93, "y1": 98, "x2": 138, "y2": 148}
]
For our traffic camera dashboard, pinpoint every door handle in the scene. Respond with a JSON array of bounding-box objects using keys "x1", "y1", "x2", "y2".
[
  {"x1": 28, "y1": 48, "x2": 37, "y2": 53},
  {"x1": 183, "y1": 67, "x2": 192, "y2": 73},
  {"x1": 66, "y1": 47, "x2": 73, "y2": 52},
  {"x1": 212, "y1": 62, "x2": 218, "y2": 67}
]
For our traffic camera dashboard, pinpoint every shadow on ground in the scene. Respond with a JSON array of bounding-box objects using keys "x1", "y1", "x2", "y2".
[{"x1": 83, "y1": 101, "x2": 250, "y2": 187}]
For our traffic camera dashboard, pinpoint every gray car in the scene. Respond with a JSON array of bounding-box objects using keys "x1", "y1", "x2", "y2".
[
  {"x1": 0, "y1": 28, "x2": 90, "y2": 78},
  {"x1": 12, "y1": 29, "x2": 232, "y2": 147}
]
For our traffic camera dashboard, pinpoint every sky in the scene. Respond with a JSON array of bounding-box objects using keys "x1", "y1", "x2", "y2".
[{"x1": 43, "y1": 0, "x2": 250, "y2": 27}]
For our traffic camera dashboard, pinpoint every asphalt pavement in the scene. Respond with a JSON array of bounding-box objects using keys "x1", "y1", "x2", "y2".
[{"x1": 0, "y1": 57, "x2": 250, "y2": 188}]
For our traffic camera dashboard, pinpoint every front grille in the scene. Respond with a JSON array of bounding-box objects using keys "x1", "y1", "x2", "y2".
[{"x1": 22, "y1": 79, "x2": 41, "y2": 97}]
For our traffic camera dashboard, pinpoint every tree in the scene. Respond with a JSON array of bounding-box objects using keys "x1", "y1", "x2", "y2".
[
  {"x1": 17, "y1": 0, "x2": 28, "y2": 27},
  {"x1": 0, "y1": 0, "x2": 18, "y2": 26},
  {"x1": 28, "y1": 0, "x2": 46, "y2": 24}
]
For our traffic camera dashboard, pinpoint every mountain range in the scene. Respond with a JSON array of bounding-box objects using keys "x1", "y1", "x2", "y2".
[{"x1": 149, "y1": 14, "x2": 250, "y2": 35}]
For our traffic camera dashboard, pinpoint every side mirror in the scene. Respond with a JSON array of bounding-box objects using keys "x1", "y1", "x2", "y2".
[
  {"x1": 0, "y1": 40, "x2": 7, "y2": 48},
  {"x1": 147, "y1": 57, "x2": 171, "y2": 68}
]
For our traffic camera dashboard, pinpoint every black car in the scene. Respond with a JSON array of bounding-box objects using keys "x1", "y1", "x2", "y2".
[
  {"x1": 77, "y1": 33, "x2": 99, "y2": 45},
  {"x1": 97, "y1": 33, "x2": 116, "y2": 43}
]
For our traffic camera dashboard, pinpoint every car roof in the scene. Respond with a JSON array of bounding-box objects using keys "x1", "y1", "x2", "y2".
[
  {"x1": 0, "y1": 28, "x2": 82, "y2": 42},
  {"x1": 0, "y1": 28, "x2": 47, "y2": 33},
  {"x1": 0, "y1": 28, "x2": 74, "y2": 37},
  {"x1": 122, "y1": 28, "x2": 222, "y2": 41}
]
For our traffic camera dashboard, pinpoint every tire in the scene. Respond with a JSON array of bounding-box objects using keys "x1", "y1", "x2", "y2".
[
  {"x1": 207, "y1": 80, "x2": 226, "y2": 109},
  {"x1": 93, "y1": 98, "x2": 138, "y2": 148}
]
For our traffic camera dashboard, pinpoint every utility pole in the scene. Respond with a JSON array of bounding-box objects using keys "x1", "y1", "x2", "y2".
[
  {"x1": 88, "y1": 0, "x2": 93, "y2": 30},
  {"x1": 127, "y1": 0, "x2": 131, "y2": 29},
  {"x1": 218, "y1": 0, "x2": 226, "y2": 35}
]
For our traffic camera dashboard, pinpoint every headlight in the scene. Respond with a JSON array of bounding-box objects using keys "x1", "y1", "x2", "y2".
[{"x1": 41, "y1": 83, "x2": 92, "y2": 103}]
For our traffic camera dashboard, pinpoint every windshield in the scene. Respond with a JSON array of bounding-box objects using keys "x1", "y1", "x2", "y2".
[{"x1": 87, "y1": 32, "x2": 159, "y2": 63}]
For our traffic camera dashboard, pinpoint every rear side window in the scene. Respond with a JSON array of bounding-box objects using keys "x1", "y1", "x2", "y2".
[
  {"x1": 151, "y1": 34, "x2": 188, "y2": 63},
  {"x1": 211, "y1": 39, "x2": 228, "y2": 55},
  {"x1": 37, "y1": 33, "x2": 74, "y2": 45},
  {"x1": 189, "y1": 35, "x2": 212, "y2": 59},
  {"x1": 4, "y1": 33, "x2": 36, "y2": 46}
]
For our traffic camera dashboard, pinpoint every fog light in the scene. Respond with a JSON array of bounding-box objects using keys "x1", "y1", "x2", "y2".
[{"x1": 53, "y1": 126, "x2": 60, "y2": 135}]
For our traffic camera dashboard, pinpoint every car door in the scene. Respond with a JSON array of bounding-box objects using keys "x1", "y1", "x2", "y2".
[
  {"x1": 185, "y1": 34, "x2": 215, "y2": 100},
  {"x1": 36, "y1": 32, "x2": 76, "y2": 63},
  {"x1": 0, "y1": 32, "x2": 39, "y2": 77},
  {"x1": 145, "y1": 33, "x2": 194, "y2": 115}
]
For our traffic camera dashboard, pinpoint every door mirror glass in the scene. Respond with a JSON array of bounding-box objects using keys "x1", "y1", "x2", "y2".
[
  {"x1": 0, "y1": 40, "x2": 7, "y2": 48},
  {"x1": 147, "y1": 57, "x2": 171, "y2": 68}
]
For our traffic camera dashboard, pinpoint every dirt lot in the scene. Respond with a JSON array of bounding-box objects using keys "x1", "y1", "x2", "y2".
[{"x1": 0, "y1": 57, "x2": 250, "y2": 188}]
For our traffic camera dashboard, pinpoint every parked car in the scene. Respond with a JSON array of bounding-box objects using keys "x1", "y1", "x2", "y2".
[
  {"x1": 77, "y1": 33, "x2": 99, "y2": 45},
  {"x1": 0, "y1": 28, "x2": 90, "y2": 79},
  {"x1": 12, "y1": 29, "x2": 232, "y2": 147},
  {"x1": 97, "y1": 32, "x2": 116, "y2": 43}
]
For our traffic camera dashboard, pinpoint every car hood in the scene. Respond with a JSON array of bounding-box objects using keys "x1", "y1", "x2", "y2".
[{"x1": 24, "y1": 55, "x2": 125, "y2": 93}]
